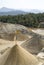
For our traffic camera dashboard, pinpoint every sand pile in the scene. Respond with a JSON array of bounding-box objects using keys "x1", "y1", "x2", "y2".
[
  {"x1": 32, "y1": 29, "x2": 44, "y2": 35},
  {"x1": 4, "y1": 45, "x2": 39, "y2": 65},
  {"x1": 0, "y1": 22, "x2": 29, "y2": 41},
  {"x1": 32, "y1": 29, "x2": 44, "y2": 47},
  {"x1": 21, "y1": 34, "x2": 42, "y2": 54},
  {"x1": 0, "y1": 23, "x2": 44, "y2": 65},
  {"x1": 0, "y1": 33, "x2": 15, "y2": 41},
  {"x1": 0, "y1": 22, "x2": 27, "y2": 34},
  {"x1": 0, "y1": 38, "x2": 39, "y2": 65},
  {"x1": 0, "y1": 48, "x2": 11, "y2": 65},
  {"x1": 14, "y1": 33, "x2": 29, "y2": 41}
]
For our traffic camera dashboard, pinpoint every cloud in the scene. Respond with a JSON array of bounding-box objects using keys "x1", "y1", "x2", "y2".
[{"x1": 0, "y1": 0, "x2": 44, "y2": 10}]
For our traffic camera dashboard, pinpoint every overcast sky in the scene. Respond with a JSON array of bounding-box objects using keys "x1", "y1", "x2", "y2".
[{"x1": 0, "y1": 0, "x2": 44, "y2": 10}]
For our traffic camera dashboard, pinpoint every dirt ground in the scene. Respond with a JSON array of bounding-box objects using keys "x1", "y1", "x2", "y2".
[{"x1": 0, "y1": 23, "x2": 44, "y2": 65}]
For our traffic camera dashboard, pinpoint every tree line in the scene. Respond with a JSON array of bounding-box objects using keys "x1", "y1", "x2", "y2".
[{"x1": 0, "y1": 13, "x2": 44, "y2": 28}]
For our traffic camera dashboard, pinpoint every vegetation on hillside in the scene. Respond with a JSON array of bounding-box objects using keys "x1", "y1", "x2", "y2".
[{"x1": 0, "y1": 13, "x2": 44, "y2": 27}]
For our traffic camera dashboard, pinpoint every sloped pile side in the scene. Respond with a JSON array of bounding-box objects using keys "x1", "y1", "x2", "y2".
[
  {"x1": 40, "y1": 35, "x2": 44, "y2": 47},
  {"x1": 0, "y1": 33, "x2": 15, "y2": 41},
  {"x1": 4, "y1": 45, "x2": 39, "y2": 65},
  {"x1": 14, "y1": 33, "x2": 29, "y2": 41},
  {"x1": 0, "y1": 48, "x2": 11, "y2": 65},
  {"x1": 0, "y1": 32, "x2": 29, "y2": 41},
  {"x1": 0, "y1": 22, "x2": 27, "y2": 34},
  {"x1": 21, "y1": 34, "x2": 42, "y2": 54},
  {"x1": 0, "y1": 22, "x2": 29, "y2": 41},
  {"x1": 32, "y1": 29, "x2": 44, "y2": 36},
  {"x1": 32, "y1": 29, "x2": 44, "y2": 47}
]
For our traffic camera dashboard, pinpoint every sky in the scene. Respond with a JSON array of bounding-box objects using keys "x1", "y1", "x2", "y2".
[{"x1": 0, "y1": 0, "x2": 44, "y2": 10}]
